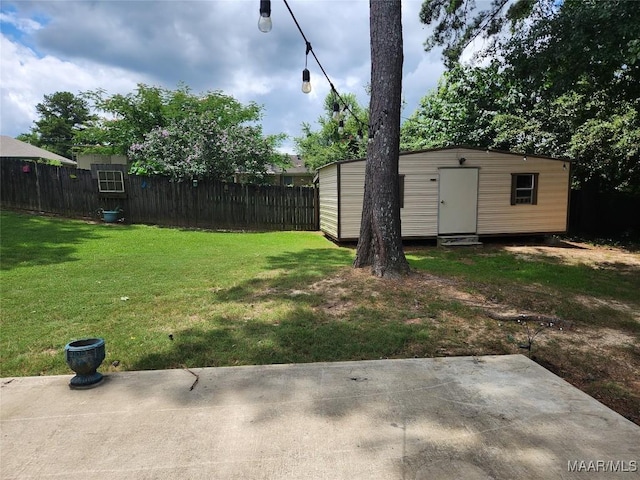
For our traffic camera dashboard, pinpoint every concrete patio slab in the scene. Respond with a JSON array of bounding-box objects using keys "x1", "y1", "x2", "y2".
[{"x1": 1, "y1": 355, "x2": 638, "y2": 479}]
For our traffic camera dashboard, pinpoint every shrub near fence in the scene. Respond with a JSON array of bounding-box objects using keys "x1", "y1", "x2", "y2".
[{"x1": 1, "y1": 159, "x2": 318, "y2": 231}]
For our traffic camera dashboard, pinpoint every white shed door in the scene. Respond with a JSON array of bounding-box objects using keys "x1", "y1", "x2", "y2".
[{"x1": 438, "y1": 168, "x2": 479, "y2": 234}]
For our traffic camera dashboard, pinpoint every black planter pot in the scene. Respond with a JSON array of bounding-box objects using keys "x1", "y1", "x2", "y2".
[{"x1": 64, "y1": 338, "x2": 106, "y2": 388}]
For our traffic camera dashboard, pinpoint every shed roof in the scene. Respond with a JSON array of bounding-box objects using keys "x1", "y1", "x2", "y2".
[
  {"x1": 0, "y1": 136, "x2": 77, "y2": 166},
  {"x1": 316, "y1": 146, "x2": 572, "y2": 171}
]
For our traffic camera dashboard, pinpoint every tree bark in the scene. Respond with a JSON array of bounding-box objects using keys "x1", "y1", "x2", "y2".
[{"x1": 353, "y1": 0, "x2": 410, "y2": 277}]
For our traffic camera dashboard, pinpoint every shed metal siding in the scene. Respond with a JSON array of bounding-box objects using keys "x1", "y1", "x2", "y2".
[
  {"x1": 319, "y1": 164, "x2": 339, "y2": 239},
  {"x1": 318, "y1": 147, "x2": 570, "y2": 241},
  {"x1": 339, "y1": 161, "x2": 366, "y2": 239},
  {"x1": 400, "y1": 151, "x2": 450, "y2": 237},
  {"x1": 472, "y1": 152, "x2": 569, "y2": 234}
]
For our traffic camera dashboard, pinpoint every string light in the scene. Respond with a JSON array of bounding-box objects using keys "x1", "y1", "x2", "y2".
[
  {"x1": 338, "y1": 119, "x2": 344, "y2": 134},
  {"x1": 301, "y1": 41, "x2": 312, "y2": 93},
  {"x1": 262, "y1": 0, "x2": 376, "y2": 142},
  {"x1": 330, "y1": 86, "x2": 370, "y2": 142},
  {"x1": 258, "y1": 0, "x2": 272, "y2": 33},
  {"x1": 332, "y1": 102, "x2": 340, "y2": 121},
  {"x1": 302, "y1": 69, "x2": 312, "y2": 94}
]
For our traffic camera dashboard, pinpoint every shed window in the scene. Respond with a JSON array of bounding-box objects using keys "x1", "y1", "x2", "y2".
[
  {"x1": 98, "y1": 170, "x2": 125, "y2": 193},
  {"x1": 511, "y1": 173, "x2": 538, "y2": 205},
  {"x1": 283, "y1": 175, "x2": 294, "y2": 186}
]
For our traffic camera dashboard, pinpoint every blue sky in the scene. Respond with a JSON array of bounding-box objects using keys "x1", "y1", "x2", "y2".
[{"x1": 0, "y1": 0, "x2": 448, "y2": 153}]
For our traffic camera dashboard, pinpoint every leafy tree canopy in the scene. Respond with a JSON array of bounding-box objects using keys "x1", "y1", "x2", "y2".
[
  {"x1": 401, "y1": 63, "x2": 508, "y2": 151},
  {"x1": 413, "y1": 0, "x2": 640, "y2": 193},
  {"x1": 420, "y1": 0, "x2": 541, "y2": 68},
  {"x1": 421, "y1": 0, "x2": 639, "y2": 99},
  {"x1": 76, "y1": 84, "x2": 265, "y2": 156},
  {"x1": 69, "y1": 84, "x2": 287, "y2": 181},
  {"x1": 501, "y1": 0, "x2": 640, "y2": 104},
  {"x1": 128, "y1": 111, "x2": 286, "y2": 182},
  {"x1": 294, "y1": 91, "x2": 369, "y2": 171},
  {"x1": 18, "y1": 91, "x2": 94, "y2": 159}
]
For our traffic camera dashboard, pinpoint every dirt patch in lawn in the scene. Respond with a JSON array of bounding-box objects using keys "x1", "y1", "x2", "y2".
[
  {"x1": 303, "y1": 240, "x2": 640, "y2": 425},
  {"x1": 504, "y1": 239, "x2": 640, "y2": 270}
]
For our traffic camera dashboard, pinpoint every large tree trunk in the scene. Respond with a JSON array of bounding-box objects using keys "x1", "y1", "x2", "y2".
[{"x1": 353, "y1": 0, "x2": 410, "y2": 277}]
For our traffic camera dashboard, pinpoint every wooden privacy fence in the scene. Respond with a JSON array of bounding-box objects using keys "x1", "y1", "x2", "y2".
[
  {"x1": 569, "y1": 188, "x2": 640, "y2": 237},
  {"x1": 1, "y1": 159, "x2": 319, "y2": 231}
]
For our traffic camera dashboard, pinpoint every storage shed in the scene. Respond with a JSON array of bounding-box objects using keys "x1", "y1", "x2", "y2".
[{"x1": 317, "y1": 147, "x2": 571, "y2": 242}]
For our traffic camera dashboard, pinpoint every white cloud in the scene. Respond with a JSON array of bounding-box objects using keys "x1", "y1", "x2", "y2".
[
  {"x1": 228, "y1": 69, "x2": 276, "y2": 98},
  {"x1": 0, "y1": 35, "x2": 145, "y2": 136},
  {"x1": 0, "y1": 10, "x2": 42, "y2": 34},
  {"x1": 0, "y1": 0, "x2": 443, "y2": 152},
  {"x1": 402, "y1": 55, "x2": 445, "y2": 119}
]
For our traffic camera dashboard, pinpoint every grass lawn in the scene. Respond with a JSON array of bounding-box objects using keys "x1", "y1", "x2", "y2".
[{"x1": 1, "y1": 210, "x2": 639, "y2": 423}]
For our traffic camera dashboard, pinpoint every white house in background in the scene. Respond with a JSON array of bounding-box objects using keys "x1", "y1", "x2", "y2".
[
  {"x1": 0, "y1": 135, "x2": 76, "y2": 167},
  {"x1": 317, "y1": 146, "x2": 572, "y2": 242},
  {"x1": 235, "y1": 155, "x2": 314, "y2": 186},
  {"x1": 268, "y1": 155, "x2": 314, "y2": 186}
]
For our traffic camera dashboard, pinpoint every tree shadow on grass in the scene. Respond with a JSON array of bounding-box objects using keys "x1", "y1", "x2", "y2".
[
  {"x1": 0, "y1": 211, "x2": 105, "y2": 270},
  {"x1": 131, "y1": 306, "x2": 424, "y2": 371},
  {"x1": 265, "y1": 246, "x2": 355, "y2": 276},
  {"x1": 130, "y1": 246, "x2": 428, "y2": 371},
  {"x1": 214, "y1": 247, "x2": 355, "y2": 302}
]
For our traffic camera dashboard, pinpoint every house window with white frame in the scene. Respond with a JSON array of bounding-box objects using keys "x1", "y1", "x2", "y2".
[{"x1": 97, "y1": 170, "x2": 125, "y2": 193}]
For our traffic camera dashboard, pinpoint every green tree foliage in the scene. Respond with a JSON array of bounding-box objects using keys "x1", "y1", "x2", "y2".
[
  {"x1": 419, "y1": 0, "x2": 541, "y2": 68},
  {"x1": 74, "y1": 84, "x2": 287, "y2": 181},
  {"x1": 502, "y1": 0, "x2": 640, "y2": 105},
  {"x1": 414, "y1": 0, "x2": 640, "y2": 192},
  {"x1": 569, "y1": 104, "x2": 640, "y2": 193},
  {"x1": 294, "y1": 91, "x2": 368, "y2": 171},
  {"x1": 19, "y1": 91, "x2": 94, "y2": 159},
  {"x1": 77, "y1": 84, "x2": 266, "y2": 155},
  {"x1": 401, "y1": 63, "x2": 508, "y2": 151},
  {"x1": 127, "y1": 111, "x2": 285, "y2": 182},
  {"x1": 15, "y1": 131, "x2": 40, "y2": 146}
]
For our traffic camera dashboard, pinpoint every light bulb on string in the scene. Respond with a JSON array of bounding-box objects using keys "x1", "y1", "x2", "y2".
[
  {"x1": 258, "y1": 0, "x2": 272, "y2": 33},
  {"x1": 338, "y1": 119, "x2": 344, "y2": 134},
  {"x1": 302, "y1": 68, "x2": 312, "y2": 94},
  {"x1": 332, "y1": 102, "x2": 340, "y2": 121},
  {"x1": 301, "y1": 42, "x2": 312, "y2": 94}
]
